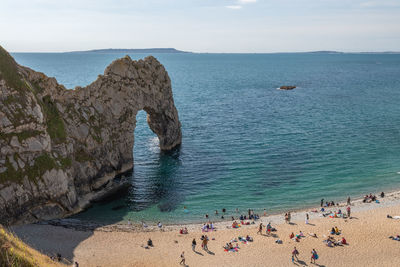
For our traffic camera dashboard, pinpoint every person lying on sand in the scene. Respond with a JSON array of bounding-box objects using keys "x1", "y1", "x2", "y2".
[
  {"x1": 308, "y1": 233, "x2": 318, "y2": 238},
  {"x1": 246, "y1": 235, "x2": 253, "y2": 242}
]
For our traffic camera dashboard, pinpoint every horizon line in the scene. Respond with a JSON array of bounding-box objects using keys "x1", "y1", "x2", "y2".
[{"x1": 9, "y1": 49, "x2": 400, "y2": 54}]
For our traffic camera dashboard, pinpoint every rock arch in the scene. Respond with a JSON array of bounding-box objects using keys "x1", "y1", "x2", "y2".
[{"x1": 0, "y1": 47, "x2": 181, "y2": 224}]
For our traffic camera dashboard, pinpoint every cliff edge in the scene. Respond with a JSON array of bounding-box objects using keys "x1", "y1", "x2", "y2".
[{"x1": 0, "y1": 46, "x2": 182, "y2": 224}]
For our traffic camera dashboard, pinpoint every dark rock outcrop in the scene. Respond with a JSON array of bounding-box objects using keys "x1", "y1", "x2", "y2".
[
  {"x1": 279, "y1": 85, "x2": 296, "y2": 90},
  {"x1": 0, "y1": 46, "x2": 182, "y2": 224}
]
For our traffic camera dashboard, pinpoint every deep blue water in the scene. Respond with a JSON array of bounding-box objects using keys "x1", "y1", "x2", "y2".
[{"x1": 12, "y1": 52, "x2": 400, "y2": 224}]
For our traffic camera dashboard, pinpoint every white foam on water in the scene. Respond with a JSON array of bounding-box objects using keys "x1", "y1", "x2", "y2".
[{"x1": 148, "y1": 136, "x2": 160, "y2": 153}]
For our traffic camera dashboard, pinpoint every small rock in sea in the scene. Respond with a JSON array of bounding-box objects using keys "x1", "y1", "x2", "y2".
[{"x1": 279, "y1": 85, "x2": 296, "y2": 90}]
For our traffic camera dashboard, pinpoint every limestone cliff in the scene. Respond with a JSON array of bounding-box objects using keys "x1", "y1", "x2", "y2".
[{"x1": 0, "y1": 46, "x2": 182, "y2": 224}]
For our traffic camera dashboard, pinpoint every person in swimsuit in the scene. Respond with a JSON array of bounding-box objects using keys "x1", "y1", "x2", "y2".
[
  {"x1": 311, "y1": 249, "x2": 318, "y2": 263},
  {"x1": 292, "y1": 247, "x2": 299, "y2": 261},
  {"x1": 257, "y1": 223, "x2": 263, "y2": 234}
]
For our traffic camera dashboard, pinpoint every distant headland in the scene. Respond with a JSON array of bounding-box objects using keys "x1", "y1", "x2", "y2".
[{"x1": 67, "y1": 48, "x2": 191, "y2": 54}]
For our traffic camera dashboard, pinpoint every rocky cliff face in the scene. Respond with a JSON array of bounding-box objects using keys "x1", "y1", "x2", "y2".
[{"x1": 0, "y1": 46, "x2": 182, "y2": 225}]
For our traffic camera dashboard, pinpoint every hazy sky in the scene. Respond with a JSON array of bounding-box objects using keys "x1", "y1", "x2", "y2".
[{"x1": 1, "y1": 0, "x2": 400, "y2": 52}]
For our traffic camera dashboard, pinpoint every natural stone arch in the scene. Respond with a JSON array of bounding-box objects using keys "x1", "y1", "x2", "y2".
[{"x1": 0, "y1": 46, "x2": 181, "y2": 224}]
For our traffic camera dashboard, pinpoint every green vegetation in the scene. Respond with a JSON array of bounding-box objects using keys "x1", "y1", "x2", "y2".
[
  {"x1": 0, "y1": 46, "x2": 27, "y2": 92},
  {"x1": 41, "y1": 95, "x2": 66, "y2": 143},
  {"x1": 0, "y1": 153, "x2": 58, "y2": 184},
  {"x1": 14, "y1": 130, "x2": 42, "y2": 143},
  {"x1": 58, "y1": 157, "x2": 72, "y2": 168},
  {"x1": 27, "y1": 153, "x2": 57, "y2": 181},
  {"x1": 91, "y1": 125, "x2": 102, "y2": 143},
  {"x1": 0, "y1": 225, "x2": 64, "y2": 266},
  {"x1": 75, "y1": 148, "x2": 93, "y2": 163},
  {"x1": 0, "y1": 157, "x2": 19, "y2": 184}
]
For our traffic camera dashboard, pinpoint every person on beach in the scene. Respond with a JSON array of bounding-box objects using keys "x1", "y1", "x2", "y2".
[
  {"x1": 347, "y1": 196, "x2": 351, "y2": 205},
  {"x1": 306, "y1": 213, "x2": 309, "y2": 224},
  {"x1": 266, "y1": 222, "x2": 272, "y2": 236},
  {"x1": 264, "y1": 208, "x2": 267, "y2": 216},
  {"x1": 158, "y1": 222, "x2": 163, "y2": 231},
  {"x1": 292, "y1": 247, "x2": 299, "y2": 261},
  {"x1": 257, "y1": 223, "x2": 263, "y2": 234},
  {"x1": 321, "y1": 199, "x2": 324, "y2": 207},
  {"x1": 381, "y1": 192, "x2": 385, "y2": 198},
  {"x1": 215, "y1": 210, "x2": 218, "y2": 215},
  {"x1": 180, "y1": 251, "x2": 185, "y2": 265},
  {"x1": 192, "y1": 238, "x2": 197, "y2": 251},
  {"x1": 347, "y1": 206, "x2": 351, "y2": 218},
  {"x1": 147, "y1": 238, "x2": 153, "y2": 247},
  {"x1": 285, "y1": 213, "x2": 289, "y2": 223},
  {"x1": 202, "y1": 237, "x2": 208, "y2": 251},
  {"x1": 311, "y1": 249, "x2": 318, "y2": 264}
]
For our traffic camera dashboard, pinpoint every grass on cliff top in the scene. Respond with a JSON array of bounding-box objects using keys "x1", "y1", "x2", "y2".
[
  {"x1": 0, "y1": 225, "x2": 65, "y2": 267},
  {"x1": 0, "y1": 46, "x2": 27, "y2": 92}
]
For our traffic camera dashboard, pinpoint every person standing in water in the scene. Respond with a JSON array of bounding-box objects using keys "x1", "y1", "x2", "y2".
[
  {"x1": 320, "y1": 199, "x2": 324, "y2": 207},
  {"x1": 305, "y1": 213, "x2": 309, "y2": 224},
  {"x1": 347, "y1": 196, "x2": 351, "y2": 206}
]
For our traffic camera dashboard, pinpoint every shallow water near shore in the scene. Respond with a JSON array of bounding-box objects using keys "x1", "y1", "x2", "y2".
[{"x1": 12, "y1": 52, "x2": 400, "y2": 224}]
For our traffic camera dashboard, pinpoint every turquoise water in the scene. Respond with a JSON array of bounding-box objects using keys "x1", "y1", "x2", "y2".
[{"x1": 12, "y1": 52, "x2": 400, "y2": 224}]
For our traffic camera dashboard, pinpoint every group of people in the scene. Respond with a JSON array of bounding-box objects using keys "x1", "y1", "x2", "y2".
[
  {"x1": 289, "y1": 231, "x2": 305, "y2": 242},
  {"x1": 256, "y1": 222, "x2": 274, "y2": 235},
  {"x1": 324, "y1": 235, "x2": 347, "y2": 247},
  {"x1": 178, "y1": 193, "x2": 391, "y2": 265},
  {"x1": 239, "y1": 213, "x2": 260, "y2": 221},
  {"x1": 363, "y1": 193, "x2": 378, "y2": 203},
  {"x1": 321, "y1": 199, "x2": 338, "y2": 207},
  {"x1": 292, "y1": 247, "x2": 319, "y2": 264},
  {"x1": 201, "y1": 222, "x2": 215, "y2": 232},
  {"x1": 205, "y1": 208, "x2": 265, "y2": 221},
  {"x1": 179, "y1": 227, "x2": 188, "y2": 234},
  {"x1": 330, "y1": 226, "x2": 341, "y2": 235},
  {"x1": 223, "y1": 241, "x2": 240, "y2": 252}
]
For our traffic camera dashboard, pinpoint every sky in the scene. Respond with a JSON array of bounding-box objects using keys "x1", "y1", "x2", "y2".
[{"x1": 1, "y1": 0, "x2": 400, "y2": 53}]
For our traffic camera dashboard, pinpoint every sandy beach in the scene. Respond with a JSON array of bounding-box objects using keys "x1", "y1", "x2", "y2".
[{"x1": 12, "y1": 191, "x2": 400, "y2": 267}]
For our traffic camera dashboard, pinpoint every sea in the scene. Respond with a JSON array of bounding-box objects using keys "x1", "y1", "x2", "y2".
[{"x1": 12, "y1": 52, "x2": 400, "y2": 224}]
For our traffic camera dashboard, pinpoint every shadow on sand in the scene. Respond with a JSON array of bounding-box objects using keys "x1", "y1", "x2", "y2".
[{"x1": 12, "y1": 148, "x2": 183, "y2": 263}]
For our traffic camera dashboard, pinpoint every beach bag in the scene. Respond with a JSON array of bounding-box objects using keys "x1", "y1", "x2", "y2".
[{"x1": 314, "y1": 253, "x2": 319, "y2": 260}]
